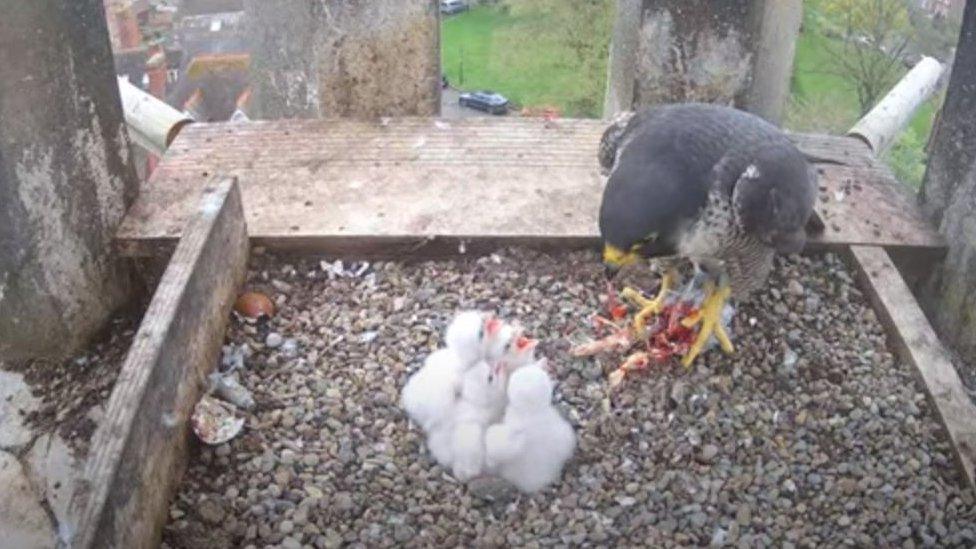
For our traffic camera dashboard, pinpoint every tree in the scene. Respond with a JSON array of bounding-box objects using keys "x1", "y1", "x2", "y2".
[
  {"x1": 502, "y1": 0, "x2": 614, "y2": 117},
  {"x1": 919, "y1": 1, "x2": 976, "y2": 366},
  {"x1": 820, "y1": 0, "x2": 915, "y2": 115}
]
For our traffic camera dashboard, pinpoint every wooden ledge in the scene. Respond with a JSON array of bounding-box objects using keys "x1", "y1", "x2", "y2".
[{"x1": 71, "y1": 179, "x2": 249, "y2": 548}]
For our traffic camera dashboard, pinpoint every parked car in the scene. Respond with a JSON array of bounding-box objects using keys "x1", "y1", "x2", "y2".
[
  {"x1": 440, "y1": 0, "x2": 469, "y2": 15},
  {"x1": 459, "y1": 90, "x2": 509, "y2": 115}
]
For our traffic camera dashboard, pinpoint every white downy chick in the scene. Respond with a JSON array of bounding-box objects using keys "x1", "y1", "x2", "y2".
[
  {"x1": 484, "y1": 360, "x2": 576, "y2": 493},
  {"x1": 401, "y1": 311, "x2": 500, "y2": 433},
  {"x1": 417, "y1": 313, "x2": 508, "y2": 470},
  {"x1": 448, "y1": 322, "x2": 520, "y2": 480}
]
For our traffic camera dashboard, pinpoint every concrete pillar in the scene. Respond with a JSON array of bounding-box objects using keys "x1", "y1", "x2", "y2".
[
  {"x1": 603, "y1": 0, "x2": 641, "y2": 118},
  {"x1": 245, "y1": 0, "x2": 441, "y2": 120},
  {"x1": 919, "y1": 1, "x2": 976, "y2": 364},
  {"x1": 603, "y1": 0, "x2": 802, "y2": 124},
  {"x1": 0, "y1": 1, "x2": 139, "y2": 360}
]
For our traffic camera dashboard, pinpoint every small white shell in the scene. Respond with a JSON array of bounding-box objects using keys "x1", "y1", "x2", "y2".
[{"x1": 191, "y1": 395, "x2": 244, "y2": 445}]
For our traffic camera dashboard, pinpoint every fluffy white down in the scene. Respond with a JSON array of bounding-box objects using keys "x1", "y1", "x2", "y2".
[
  {"x1": 401, "y1": 348, "x2": 464, "y2": 433},
  {"x1": 444, "y1": 310, "x2": 489, "y2": 364},
  {"x1": 485, "y1": 364, "x2": 576, "y2": 493},
  {"x1": 402, "y1": 311, "x2": 487, "y2": 434},
  {"x1": 449, "y1": 360, "x2": 509, "y2": 480}
]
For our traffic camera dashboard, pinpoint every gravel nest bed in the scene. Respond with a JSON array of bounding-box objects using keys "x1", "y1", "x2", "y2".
[{"x1": 163, "y1": 248, "x2": 976, "y2": 548}]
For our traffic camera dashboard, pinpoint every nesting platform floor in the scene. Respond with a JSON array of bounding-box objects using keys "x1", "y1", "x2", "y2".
[{"x1": 116, "y1": 117, "x2": 944, "y2": 257}]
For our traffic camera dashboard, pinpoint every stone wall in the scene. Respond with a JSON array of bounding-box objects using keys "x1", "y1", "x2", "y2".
[
  {"x1": 0, "y1": 1, "x2": 139, "y2": 360},
  {"x1": 246, "y1": 0, "x2": 441, "y2": 119},
  {"x1": 919, "y1": 1, "x2": 976, "y2": 364},
  {"x1": 605, "y1": 0, "x2": 802, "y2": 123}
]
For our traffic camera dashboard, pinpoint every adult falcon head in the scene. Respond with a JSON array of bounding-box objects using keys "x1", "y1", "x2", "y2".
[{"x1": 597, "y1": 103, "x2": 816, "y2": 366}]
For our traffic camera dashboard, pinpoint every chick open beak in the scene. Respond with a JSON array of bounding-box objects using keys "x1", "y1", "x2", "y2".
[
  {"x1": 484, "y1": 316, "x2": 503, "y2": 337},
  {"x1": 515, "y1": 335, "x2": 538, "y2": 352}
]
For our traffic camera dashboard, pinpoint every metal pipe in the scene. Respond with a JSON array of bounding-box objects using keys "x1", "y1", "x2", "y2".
[
  {"x1": 847, "y1": 56, "x2": 945, "y2": 154},
  {"x1": 117, "y1": 77, "x2": 194, "y2": 156}
]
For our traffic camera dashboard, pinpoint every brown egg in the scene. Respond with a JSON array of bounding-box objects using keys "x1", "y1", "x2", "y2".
[{"x1": 234, "y1": 291, "x2": 275, "y2": 319}]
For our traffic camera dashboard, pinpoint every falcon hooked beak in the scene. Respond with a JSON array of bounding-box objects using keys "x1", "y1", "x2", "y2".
[
  {"x1": 604, "y1": 242, "x2": 682, "y2": 338},
  {"x1": 601, "y1": 243, "x2": 637, "y2": 278}
]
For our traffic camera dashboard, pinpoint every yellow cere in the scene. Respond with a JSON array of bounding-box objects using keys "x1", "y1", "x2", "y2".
[{"x1": 602, "y1": 244, "x2": 640, "y2": 267}]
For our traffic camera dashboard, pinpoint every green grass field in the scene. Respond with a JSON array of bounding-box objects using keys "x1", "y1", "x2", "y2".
[
  {"x1": 441, "y1": 7, "x2": 605, "y2": 116},
  {"x1": 442, "y1": 3, "x2": 938, "y2": 187}
]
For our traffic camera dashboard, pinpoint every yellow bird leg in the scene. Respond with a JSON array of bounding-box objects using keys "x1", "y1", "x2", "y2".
[
  {"x1": 681, "y1": 312, "x2": 732, "y2": 352},
  {"x1": 714, "y1": 323, "x2": 735, "y2": 354},
  {"x1": 681, "y1": 280, "x2": 734, "y2": 368},
  {"x1": 621, "y1": 269, "x2": 676, "y2": 334}
]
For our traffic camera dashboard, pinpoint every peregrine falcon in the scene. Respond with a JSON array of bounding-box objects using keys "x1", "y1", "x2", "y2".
[{"x1": 598, "y1": 103, "x2": 816, "y2": 366}]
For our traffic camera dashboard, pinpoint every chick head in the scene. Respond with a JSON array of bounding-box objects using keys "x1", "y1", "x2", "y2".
[{"x1": 507, "y1": 363, "x2": 554, "y2": 410}]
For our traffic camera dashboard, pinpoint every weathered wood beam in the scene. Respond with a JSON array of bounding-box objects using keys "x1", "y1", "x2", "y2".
[
  {"x1": 849, "y1": 245, "x2": 976, "y2": 492},
  {"x1": 69, "y1": 179, "x2": 248, "y2": 549}
]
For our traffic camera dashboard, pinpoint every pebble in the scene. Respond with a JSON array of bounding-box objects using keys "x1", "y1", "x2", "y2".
[
  {"x1": 265, "y1": 333, "x2": 284, "y2": 348},
  {"x1": 393, "y1": 525, "x2": 415, "y2": 543},
  {"x1": 334, "y1": 492, "x2": 354, "y2": 512},
  {"x1": 281, "y1": 338, "x2": 299, "y2": 357},
  {"x1": 197, "y1": 498, "x2": 225, "y2": 525},
  {"x1": 782, "y1": 348, "x2": 798, "y2": 368},
  {"x1": 468, "y1": 476, "x2": 518, "y2": 503},
  {"x1": 161, "y1": 250, "x2": 976, "y2": 548},
  {"x1": 736, "y1": 504, "x2": 752, "y2": 526},
  {"x1": 787, "y1": 279, "x2": 804, "y2": 296},
  {"x1": 616, "y1": 496, "x2": 637, "y2": 507}
]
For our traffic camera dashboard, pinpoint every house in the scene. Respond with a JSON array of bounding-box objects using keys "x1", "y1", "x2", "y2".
[{"x1": 166, "y1": 10, "x2": 251, "y2": 121}]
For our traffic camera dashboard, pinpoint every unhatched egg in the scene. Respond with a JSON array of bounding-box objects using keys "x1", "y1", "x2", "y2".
[{"x1": 234, "y1": 291, "x2": 274, "y2": 318}]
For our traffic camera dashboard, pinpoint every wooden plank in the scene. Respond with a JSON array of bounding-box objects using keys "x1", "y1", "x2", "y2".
[
  {"x1": 114, "y1": 117, "x2": 944, "y2": 257},
  {"x1": 849, "y1": 245, "x2": 976, "y2": 492},
  {"x1": 787, "y1": 132, "x2": 877, "y2": 168},
  {"x1": 813, "y1": 164, "x2": 945, "y2": 250},
  {"x1": 70, "y1": 179, "x2": 249, "y2": 549}
]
